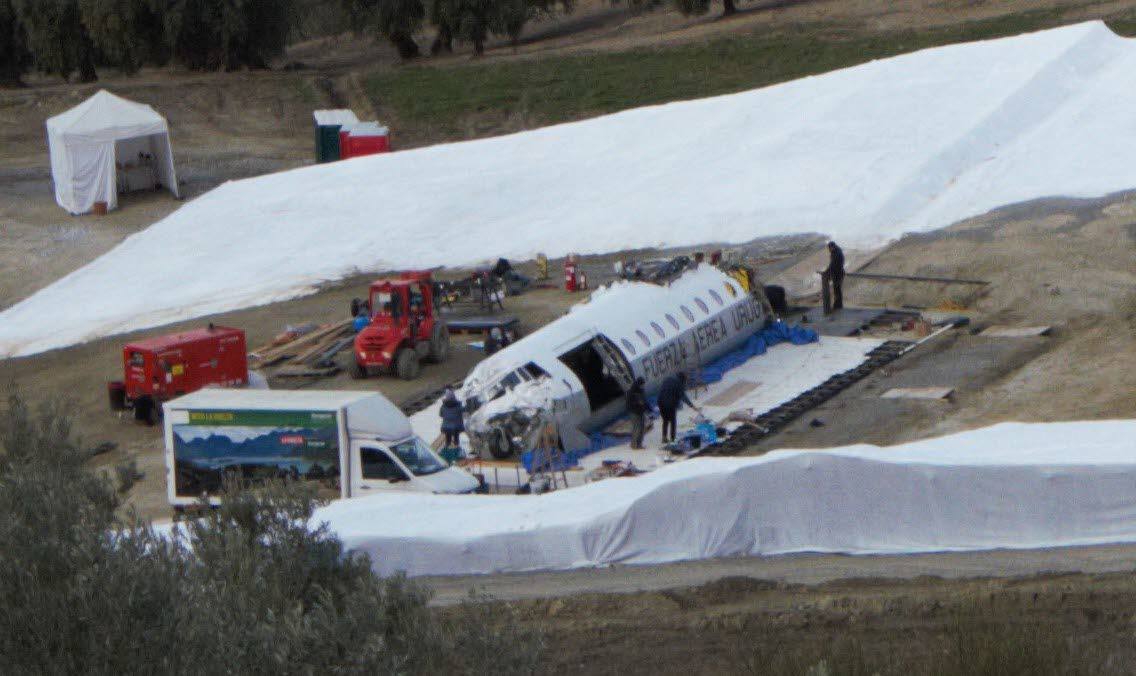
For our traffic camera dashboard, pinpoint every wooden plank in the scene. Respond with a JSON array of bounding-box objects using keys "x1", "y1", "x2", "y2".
[
  {"x1": 312, "y1": 335, "x2": 356, "y2": 367},
  {"x1": 252, "y1": 320, "x2": 351, "y2": 363},
  {"x1": 980, "y1": 325, "x2": 1052, "y2": 338},
  {"x1": 273, "y1": 365, "x2": 341, "y2": 378},
  {"x1": 880, "y1": 387, "x2": 954, "y2": 400},
  {"x1": 290, "y1": 326, "x2": 352, "y2": 364},
  {"x1": 847, "y1": 272, "x2": 989, "y2": 285}
]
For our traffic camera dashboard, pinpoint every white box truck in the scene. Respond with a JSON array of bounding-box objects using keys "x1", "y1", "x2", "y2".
[{"x1": 163, "y1": 389, "x2": 479, "y2": 509}]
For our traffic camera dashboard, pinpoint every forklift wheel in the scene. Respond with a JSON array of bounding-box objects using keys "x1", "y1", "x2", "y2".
[
  {"x1": 351, "y1": 360, "x2": 367, "y2": 379},
  {"x1": 488, "y1": 428, "x2": 514, "y2": 459},
  {"x1": 394, "y1": 349, "x2": 420, "y2": 380},
  {"x1": 427, "y1": 323, "x2": 450, "y2": 363}
]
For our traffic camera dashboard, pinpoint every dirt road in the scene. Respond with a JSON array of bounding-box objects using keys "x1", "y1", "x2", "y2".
[
  {"x1": 493, "y1": 565, "x2": 1136, "y2": 674},
  {"x1": 425, "y1": 543, "x2": 1136, "y2": 604}
]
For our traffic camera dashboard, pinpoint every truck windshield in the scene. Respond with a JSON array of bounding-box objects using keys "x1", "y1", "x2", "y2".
[{"x1": 390, "y1": 438, "x2": 446, "y2": 476}]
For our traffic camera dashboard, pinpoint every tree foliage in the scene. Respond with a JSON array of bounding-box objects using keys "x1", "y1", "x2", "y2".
[
  {"x1": 346, "y1": 0, "x2": 570, "y2": 59},
  {"x1": 4, "y1": 0, "x2": 297, "y2": 81},
  {"x1": 164, "y1": 0, "x2": 295, "y2": 71},
  {"x1": 0, "y1": 387, "x2": 543, "y2": 674},
  {"x1": 11, "y1": 0, "x2": 97, "y2": 81},
  {"x1": 671, "y1": 0, "x2": 736, "y2": 18},
  {"x1": 79, "y1": 0, "x2": 168, "y2": 74},
  {"x1": 344, "y1": 0, "x2": 426, "y2": 58},
  {"x1": 0, "y1": 0, "x2": 31, "y2": 85}
]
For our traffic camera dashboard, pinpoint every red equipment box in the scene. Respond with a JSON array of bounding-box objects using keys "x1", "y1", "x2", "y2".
[{"x1": 108, "y1": 325, "x2": 248, "y2": 422}]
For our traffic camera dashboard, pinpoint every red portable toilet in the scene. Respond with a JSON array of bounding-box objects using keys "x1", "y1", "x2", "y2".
[
  {"x1": 347, "y1": 122, "x2": 390, "y2": 157},
  {"x1": 338, "y1": 124, "x2": 356, "y2": 159}
]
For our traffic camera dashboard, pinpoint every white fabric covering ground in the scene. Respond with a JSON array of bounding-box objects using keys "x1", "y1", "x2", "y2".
[
  {"x1": 408, "y1": 337, "x2": 884, "y2": 488},
  {"x1": 317, "y1": 420, "x2": 1136, "y2": 576},
  {"x1": 6, "y1": 22, "x2": 1136, "y2": 355},
  {"x1": 46, "y1": 90, "x2": 178, "y2": 215}
]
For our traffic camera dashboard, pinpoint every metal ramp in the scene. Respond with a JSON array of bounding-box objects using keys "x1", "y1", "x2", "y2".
[{"x1": 708, "y1": 340, "x2": 913, "y2": 455}]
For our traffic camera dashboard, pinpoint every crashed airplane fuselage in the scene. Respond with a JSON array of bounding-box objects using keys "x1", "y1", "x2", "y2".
[{"x1": 460, "y1": 265, "x2": 772, "y2": 457}]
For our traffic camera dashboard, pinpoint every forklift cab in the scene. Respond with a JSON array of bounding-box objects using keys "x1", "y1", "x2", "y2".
[
  {"x1": 354, "y1": 271, "x2": 447, "y2": 380},
  {"x1": 368, "y1": 278, "x2": 431, "y2": 329}
]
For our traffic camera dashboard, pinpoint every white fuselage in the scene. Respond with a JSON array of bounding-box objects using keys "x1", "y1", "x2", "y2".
[{"x1": 461, "y1": 265, "x2": 769, "y2": 451}]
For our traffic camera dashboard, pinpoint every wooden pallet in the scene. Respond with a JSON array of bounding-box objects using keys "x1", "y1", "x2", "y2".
[
  {"x1": 251, "y1": 318, "x2": 355, "y2": 378},
  {"x1": 249, "y1": 319, "x2": 352, "y2": 366}
]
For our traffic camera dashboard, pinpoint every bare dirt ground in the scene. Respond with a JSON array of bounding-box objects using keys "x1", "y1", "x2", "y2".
[
  {"x1": 2, "y1": 2, "x2": 1136, "y2": 668},
  {"x1": 493, "y1": 568, "x2": 1136, "y2": 673}
]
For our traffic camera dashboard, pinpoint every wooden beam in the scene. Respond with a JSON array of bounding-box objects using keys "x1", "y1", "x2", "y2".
[{"x1": 846, "y1": 272, "x2": 989, "y2": 285}]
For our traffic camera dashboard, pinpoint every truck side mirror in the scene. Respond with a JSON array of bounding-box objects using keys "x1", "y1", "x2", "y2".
[{"x1": 388, "y1": 474, "x2": 408, "y2": 483}]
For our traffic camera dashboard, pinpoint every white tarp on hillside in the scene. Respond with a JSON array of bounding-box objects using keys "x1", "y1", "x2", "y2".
[
  {"x1": 5, "y1": 22, "x2": 1136, "y2": 355},
  {"x1": 46, "y1": 90, "x2": 179, "y2": 215},
  {"x1": 316, "y1": 420, "x2": 1136, "y2": 577}
]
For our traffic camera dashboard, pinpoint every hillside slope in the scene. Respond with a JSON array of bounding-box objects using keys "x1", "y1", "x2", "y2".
[{"x1": 3, "y1": 21, "x2": 1136, "y2": 356}]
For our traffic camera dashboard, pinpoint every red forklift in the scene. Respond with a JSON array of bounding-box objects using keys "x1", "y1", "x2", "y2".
[
  {"x1": 352, "y1": 271, "x2": 449, "y2": 380},
  {"x1": 107, "y1": 324, "x2": 248, "y2": 425}
]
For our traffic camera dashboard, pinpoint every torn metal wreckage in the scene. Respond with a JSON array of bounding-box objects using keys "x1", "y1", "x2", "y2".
[{"x1": 459, "y1": 263, "x2": 773, "y2": 459}]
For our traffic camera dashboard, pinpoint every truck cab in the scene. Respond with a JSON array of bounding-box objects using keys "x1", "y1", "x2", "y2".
[
  {"x1": 353, "y1": 272, "x2": 449, "y2": 380},
  {"x1": 164, "y1": 389, "x2": 479, "y2": 511},
  {"x1": 349, "y1": 436, "x2": 480, "y2": 496}
]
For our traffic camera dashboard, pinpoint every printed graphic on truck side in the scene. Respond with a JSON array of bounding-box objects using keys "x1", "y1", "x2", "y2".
[{"x1": 173, "y1": 409, "x2": 339, "y2": 497}]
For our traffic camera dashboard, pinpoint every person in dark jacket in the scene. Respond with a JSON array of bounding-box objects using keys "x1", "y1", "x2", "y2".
[
  {"x1": 626, "y1": 377, "x2": 649, "y2": 449},
  {"x1": 657, "y1": 372, "x2": 696, "y2": 444},
  {"x1": 484, "y1": 328, "x2": 500, "y2": 355},
  {"x1": 825, "y1": 241, "x2": 846, "y2": 310},
  {"x1": 439, "y1": 388, "x2": 465, "y2": 452}
]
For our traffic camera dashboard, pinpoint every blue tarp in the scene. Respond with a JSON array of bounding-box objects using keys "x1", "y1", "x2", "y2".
[
  {"x1": 698, "y1": 320, "x2": 818, "y2": 385},
  {"x1": 521, "y1": 432, "x2": 625, "y2": 472}
]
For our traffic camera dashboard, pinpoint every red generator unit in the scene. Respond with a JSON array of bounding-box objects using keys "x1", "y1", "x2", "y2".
[{"x1": 107, "y1": 325, "x2": 248, "y2": 425}]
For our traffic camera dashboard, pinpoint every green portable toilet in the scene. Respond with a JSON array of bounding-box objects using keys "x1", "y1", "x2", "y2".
[{"x1": 313, "y1": 110, "x2": 359, "y2": 163}]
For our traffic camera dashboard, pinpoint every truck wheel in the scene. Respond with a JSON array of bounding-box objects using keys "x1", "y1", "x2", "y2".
[
  {"x1": 394, "y1": 348, "x2": 420, "y2": 380},
  {"x1": 135, "y1": 396, "x2": 160, "y2": 426},
  {"x1": 351, "y1": 360, "x2": 367, "y2": 379},
  {"x1": 147, "y1": 401, "x2": 162, "y2": 426},
  {"x1": 488, "y1": 428, "x2": 514, "y2": 459},
  {"x1": 427, "y1": 323, "x2": 450, "y2": 363},
  {"x1": 107, "y1": 381, "x2": 126, "y2": 411}
]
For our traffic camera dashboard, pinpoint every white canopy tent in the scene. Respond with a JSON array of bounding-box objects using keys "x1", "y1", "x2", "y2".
[{"x1": 47, "y1": 90, "x2": 179, "y2": 215}]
